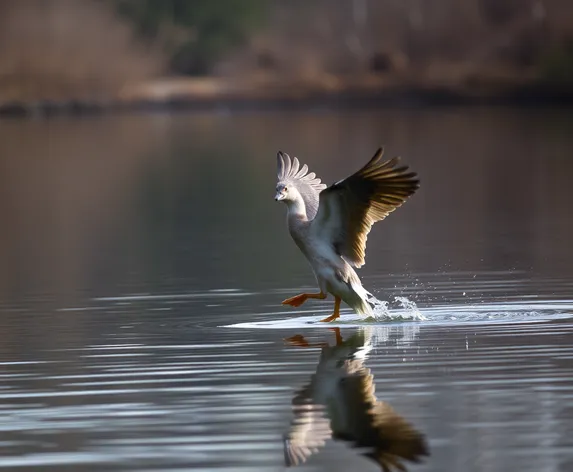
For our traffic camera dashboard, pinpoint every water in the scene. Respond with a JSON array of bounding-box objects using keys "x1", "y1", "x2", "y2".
[{"x1": 0, "y1": 108, "x2": 572, "y2": 471}]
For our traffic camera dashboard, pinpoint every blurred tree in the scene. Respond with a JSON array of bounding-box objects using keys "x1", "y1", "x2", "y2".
[
  {"x1": 540, "y1": 37, "x2": 573, "y2": 86},
  {"x1": 110, "y1": 0, "x2": 267, "y2": 75}
]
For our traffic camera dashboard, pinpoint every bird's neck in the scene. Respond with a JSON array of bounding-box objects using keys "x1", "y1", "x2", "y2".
[{"x1": 286, "y1": 196, "x2": 308, "y2": 223}]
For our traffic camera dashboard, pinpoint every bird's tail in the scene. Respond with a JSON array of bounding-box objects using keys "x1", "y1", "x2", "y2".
[{"x1": 348, "y1": 282, "x2": 375, "y2": 316}]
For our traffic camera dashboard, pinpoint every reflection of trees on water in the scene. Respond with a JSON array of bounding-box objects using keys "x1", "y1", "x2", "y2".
[
  {"x1": 1, "y1": 110, "x2": 571, "y2": 352},
  {"x1": 284, "y1": 327, "x2": 429, "y2": 471},
  {"x1": 0, "y1": 117, "x2": 165, "y2": 304}
]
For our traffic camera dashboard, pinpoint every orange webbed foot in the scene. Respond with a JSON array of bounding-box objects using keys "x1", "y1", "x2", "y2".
[
  {"x1": 319, "y1": 296, "x2": 341, "y2": 322},
  {"x1": 319, "y1": 312, "x2": 340, "y2": 322},
  {"x1": 284, "y1": 334, "x2": 309, "y2": 347},
  {"x1": 284, "y1": 334, "x2": 329, "y2": 349},
  {"x1": 282, "y1": 294, "x2": 308, "y2": 307}
]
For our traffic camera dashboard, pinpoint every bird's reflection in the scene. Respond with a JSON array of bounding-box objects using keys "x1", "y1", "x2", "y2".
[{"x1": 283, "y1": 327, "x2": 429, "y2": 472}]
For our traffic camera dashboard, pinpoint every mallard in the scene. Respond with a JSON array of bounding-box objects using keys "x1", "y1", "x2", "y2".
[
  {"x1": 275, "y1": 148, "x2": 419, "y2": 322},
  {"x1": 284, "y1": 328, "x2": 429, "y2": 471}
]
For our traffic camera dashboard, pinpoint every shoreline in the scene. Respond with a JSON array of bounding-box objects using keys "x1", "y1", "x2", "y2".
[{"x1": 1, "y1": 78, "x2": 572, "y2": 118}]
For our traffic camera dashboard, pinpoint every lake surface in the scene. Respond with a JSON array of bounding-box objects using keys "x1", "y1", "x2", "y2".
[{"x1": 0, "y1": 107, "x2": 572, "y2": 471}]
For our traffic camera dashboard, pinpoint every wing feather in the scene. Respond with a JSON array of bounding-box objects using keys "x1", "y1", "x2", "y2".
[
  {"x1": 311, "y1": 148, "x2": 419, "y2": 268},
  {"x1": 284, "y1": 386, "x2": 331, "y2": 467}
]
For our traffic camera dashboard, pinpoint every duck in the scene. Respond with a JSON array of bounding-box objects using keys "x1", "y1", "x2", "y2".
[{"x1": 275, "y1": 148, "x2": 419, "y2": 322}]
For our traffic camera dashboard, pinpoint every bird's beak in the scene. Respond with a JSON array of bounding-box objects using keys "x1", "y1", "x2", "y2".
[{"x1": 275, "y1": 192, "x2": 285, "y2": 201}]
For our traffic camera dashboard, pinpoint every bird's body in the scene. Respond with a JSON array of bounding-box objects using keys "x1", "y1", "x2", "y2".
[
  {"x1": 287, "y1": 215, "x2": 374, "y2": 316},
  {"x1": 275, "y1": 148, "x2": 419, "y2": 322}
]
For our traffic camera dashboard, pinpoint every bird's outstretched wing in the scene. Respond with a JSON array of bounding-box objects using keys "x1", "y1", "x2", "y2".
[
  {"x1": 310, "y1": 148, "x2": 419, "y2": 268},
  {"x1": 365, "y1": 400, "x2": 430, "y2": 472},
  {"x1": 283, "y1": 386, "x2": 332, "y2": 467},
  {"x1": 334, "y1": 368, "x2": 429, "y2": 472}
]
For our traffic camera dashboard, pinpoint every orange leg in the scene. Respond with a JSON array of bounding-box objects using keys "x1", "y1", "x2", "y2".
[
  {"x1": 284, "y1": 334, "x2": 328, "y2": 349},
  {"x1": 282, "y1": 291, "x2": 326, "y2": 307},
  {"x1": 320, "y1": 296, "x2": 341, "y2": 322},
  {"x1": 330, "y1": 327, "x2": 344, "y2": 345}
]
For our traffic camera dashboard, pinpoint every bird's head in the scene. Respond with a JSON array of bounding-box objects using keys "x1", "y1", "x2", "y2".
[
  {"x1": 274, "y1": 181, "x2": 295, "y2": 202},
  {"x1": 275, "y1": 151, "x2": 326, "y2": 218}
]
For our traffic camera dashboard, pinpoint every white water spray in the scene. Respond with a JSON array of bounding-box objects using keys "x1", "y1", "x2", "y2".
[{"x1": 367, "y1": 294, "x2": 427, "y2": 322}]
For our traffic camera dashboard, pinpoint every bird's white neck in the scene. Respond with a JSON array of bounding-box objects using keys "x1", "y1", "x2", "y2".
[{"x1": 285, "y1": 194, "x2": 308, "y2": 223}]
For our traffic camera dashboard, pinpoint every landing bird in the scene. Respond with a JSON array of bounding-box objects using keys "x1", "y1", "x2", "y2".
[{"x1": 275, "y1": 148, "x2": 419, "y2": 322}]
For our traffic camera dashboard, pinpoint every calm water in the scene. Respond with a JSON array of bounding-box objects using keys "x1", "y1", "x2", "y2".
[{"x1": 0, "y1": 108, "x2": 572, "y2": 471}]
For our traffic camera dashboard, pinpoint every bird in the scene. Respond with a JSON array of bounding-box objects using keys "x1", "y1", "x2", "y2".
[
  {"x1": 274, "y1": 147, "x2": 419, "y2": 322},
  {"x1": 283, "y1": 328, "x2": 429, "y2": 471}
]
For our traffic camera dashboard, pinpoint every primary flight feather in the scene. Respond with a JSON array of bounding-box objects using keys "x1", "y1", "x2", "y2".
[{"x1": 275, "y1": 147, "x2": 419, "y2": 322}]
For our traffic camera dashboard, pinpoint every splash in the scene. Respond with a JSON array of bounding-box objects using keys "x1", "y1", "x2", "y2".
[{"x1": 366, "y1": 295, "x2": 427, "y2": 322}]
